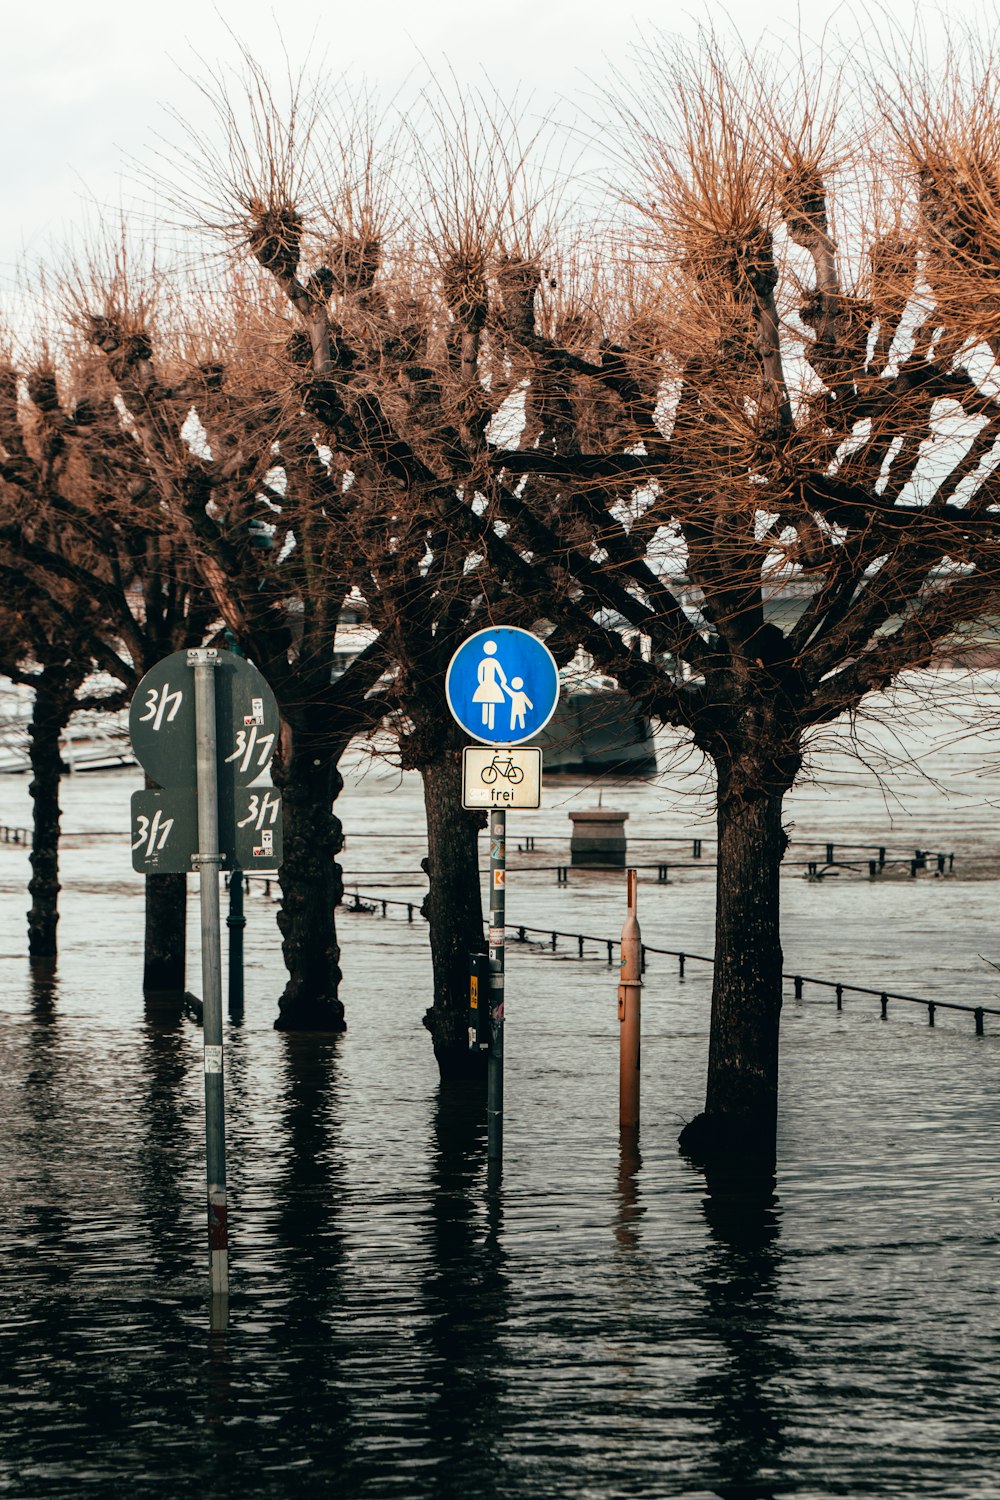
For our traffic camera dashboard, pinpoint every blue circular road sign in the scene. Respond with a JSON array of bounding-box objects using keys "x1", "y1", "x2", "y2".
[{"x1": 445, "y1": 627, "x2": 560, "y2": 746}]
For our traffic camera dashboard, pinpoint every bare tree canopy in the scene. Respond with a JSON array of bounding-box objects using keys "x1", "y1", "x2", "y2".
[{"x1": 8, "y1": 26, "x2": 1000, "y2": 1155}]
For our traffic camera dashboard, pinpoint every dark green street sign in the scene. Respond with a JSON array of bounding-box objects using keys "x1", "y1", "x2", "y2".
[
  {"x1": 130, "y1": 649, "x2": 284, "y2": 873},
  {"x1": 130, "y1": 786, "x2": 284, "y2": 874},
  {"x1": 129, "y1": 650, "x2": 280, "y2": 793},
  {"x1": 130, "y1": 789, "x2": 199, "y2": 874},
  {"x1": 233, "y1": 786, "x2": 283, "y2": 872}
]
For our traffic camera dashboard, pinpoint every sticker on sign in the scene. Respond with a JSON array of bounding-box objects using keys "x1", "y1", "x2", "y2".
[{"x1": 461, "y1": 746, "x2": 542, "y2": 809}]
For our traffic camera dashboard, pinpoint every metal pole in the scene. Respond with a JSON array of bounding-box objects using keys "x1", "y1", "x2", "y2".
[
  {"x1": 227, "y1": 868, "x2": 245, "y2": 1019},
  {"x1": 488, "y1": 808, "x2": 506, "y2": 1170},
  {"x1": 618, "y1": 868, "x2": 642, "y2": 1129},
  {"x1": 189, "y1": 648, "x2": 229, "y2": 1300}
]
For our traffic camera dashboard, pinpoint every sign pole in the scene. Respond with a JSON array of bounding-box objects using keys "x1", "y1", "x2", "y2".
[
  {"x1": 189, "y1": 648, "x2": 229, "y2": 1300},
  {"x1": 488, "y1": 808, "x2": 506, "y2": 1173},
  {"x1": 130, "y1": 644, "x2": 283, "y2": 1305},
  {"x1": 444, "y1": 626, "x2": 561, "y2": 1186}
]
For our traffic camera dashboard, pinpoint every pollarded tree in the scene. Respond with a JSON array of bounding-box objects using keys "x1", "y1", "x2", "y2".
[
  {"x1": 143, "y1": 41, "x2": 1000, "y2": 1139},
  {"x1": 82, "y1": 269, "x2": 389, "y2": 1030},
  {"x1": 0, "y1": 346, "x2": 215, "y2": 980},
  {"x1": 0, "y1": 587, "x2": 112, "y2": 961},
  {"x1": 479, "y1": 39, "x2": 1000, "y2": 1168},
  {"x1": 152, "y1": 66, "x2": 582, "y2": 1071},
  {"x1": 0, "y1": 360, "x2": 127, "y2": 958}
]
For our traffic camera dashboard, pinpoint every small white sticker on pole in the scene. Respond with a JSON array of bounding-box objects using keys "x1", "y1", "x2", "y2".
[
  {"x1": 489, "y1": 926, "x2": 505, "y2": 946},
  {"x1": 204, "y1": 1046, "x2": 223, "y2": 1074}
]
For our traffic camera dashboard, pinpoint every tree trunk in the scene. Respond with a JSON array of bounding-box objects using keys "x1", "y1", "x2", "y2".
[
  {"x1": 419, "y1": 751, "x2": 487, "y2": 1081},
  {"x1": 144, "y1": 872, "x2": 187, "y2": 992},
  {"x1": 272, "y1": 743, "x2": 346, "y2": 1031},
  {"x1": 27, "y1": 675, "x2": 76, "y2": 960},
  {"x1": 680, "y1": 763, "x2": 789, "y2": 1170}
]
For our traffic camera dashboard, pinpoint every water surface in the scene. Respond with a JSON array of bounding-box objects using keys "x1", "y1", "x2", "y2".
[{"x1": 1, "y1": 677, "x2": 999, "y2": 1497}]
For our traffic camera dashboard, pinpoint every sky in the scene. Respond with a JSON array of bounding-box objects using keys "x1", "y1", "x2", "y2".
[{"x1": 0, "y1": 0, "x2": 981, "y2": 297}]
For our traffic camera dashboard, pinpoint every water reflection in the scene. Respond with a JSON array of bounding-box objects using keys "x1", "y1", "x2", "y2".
[
  {"x1": 274, "y1": 1036, "x2": 346, "y2": 1283},
  {"x1": 266, "y1": 1037, "x2": 356, "y2": 1468},
  {"x1": 26, "y1": 963, "x2": 60, "y2": 1103},
  {"x1": 23, "y1": 965, "x2": 68, "y2": 1261},
  {"x1": 138, "y1": 992, "x2": 196, "y2": 1287},
  {"x1": 614, "y1": 1125, "x2": 646, "y2": 1253},
  {"x1": 5, "y1": 970, "x2": 172, "y2": 1488},
  {"x1": 693, "y1": 1174, "x2": 793, "y2": 1500},
  {"x1": 421, "y1": 1082, "x2": 510, "y2": 1497},
  {"x1": 28, "y1": 959, "x2": 58, "y2": 1012}
]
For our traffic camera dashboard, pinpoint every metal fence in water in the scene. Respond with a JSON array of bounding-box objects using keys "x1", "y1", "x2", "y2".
[{"x1": 234, "y1": 879, "x2": 997, "y2": 1039}]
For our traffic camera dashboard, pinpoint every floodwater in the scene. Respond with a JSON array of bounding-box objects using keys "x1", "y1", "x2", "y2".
[{"x1": 2, "y1": 671, "x2": 1000, "y2": 1498}]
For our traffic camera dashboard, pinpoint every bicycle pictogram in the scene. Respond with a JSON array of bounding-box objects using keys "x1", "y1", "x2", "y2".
[{"x1": 481, "y1": 751, "x2": 524, "y2": 786}]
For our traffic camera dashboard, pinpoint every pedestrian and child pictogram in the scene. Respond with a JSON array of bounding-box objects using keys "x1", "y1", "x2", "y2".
[{"x1": 445, "y1": 626, "x2": 559, "y2": 746}]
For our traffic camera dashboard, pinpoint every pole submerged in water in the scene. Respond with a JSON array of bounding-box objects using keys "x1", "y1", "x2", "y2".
[
  {"x1": 618, "y1": 868, "x2": 642, "y2": 1130},
  {"x1": 488, "y1": 809, "x2": 506, "y2": 1171},
  {"x1": 227, "y1": 868, "x2": 245, "y2": 1020},
  {"x1": 189, "y1": 648, "x2": 229, "y2": 1301}
]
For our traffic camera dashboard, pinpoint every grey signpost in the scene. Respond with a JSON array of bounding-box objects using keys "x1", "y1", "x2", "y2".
[
  {"x1": 446, "y1": 627, "x2": 559, "y2": 1177},
  {"x1": 129, "y1": 646, "x2": 282, "y2": 1303},
  {"x1": 190, "y1": 649, "x2": 228, "y2": 1299},
  {"x1": 487, "y1": 810, "x2": 506, "y2": 1170}
]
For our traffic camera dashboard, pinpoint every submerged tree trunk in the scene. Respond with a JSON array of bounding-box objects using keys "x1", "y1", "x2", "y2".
[
  {"x1": 272, "y1": 736, "x2": 346, "y2": 1031},
  {"x1": 419, "y1": 751, "x2": 487, "y2": 1081},
  {"x1": 27, "y1": 672, "x2": 77, "y2": 960},
  {"x1": 680, "y1": 760, "x2": 791, "y2": 1170},
  {"x1": 144, "y1": 872, "x2": 187, "y2": 991}
]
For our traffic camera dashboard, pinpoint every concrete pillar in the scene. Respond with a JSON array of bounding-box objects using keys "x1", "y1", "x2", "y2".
[{"x1": 569, "y1": 808, "x2": 629, "y2": 867}]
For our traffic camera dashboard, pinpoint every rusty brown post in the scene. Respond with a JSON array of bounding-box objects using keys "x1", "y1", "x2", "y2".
[{"x1": 618, "y1": 868, "x2": 642, "y2": 1129}]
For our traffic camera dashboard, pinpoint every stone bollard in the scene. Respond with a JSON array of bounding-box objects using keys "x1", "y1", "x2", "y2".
[{"x1": 569, "y1": 807, "x2": 629, "y2": 867}]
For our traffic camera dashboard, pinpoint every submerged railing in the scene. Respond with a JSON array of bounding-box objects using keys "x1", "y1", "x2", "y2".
[
  {"x1": 329, "y1": 853, "x2": 956, "y2": 883},
  {"x1": 330, "y1": 886, "x2": 998, "y2": 1039},
  {"x1": 3, "y1": 828, "x2": 987, "y2": 1032}
]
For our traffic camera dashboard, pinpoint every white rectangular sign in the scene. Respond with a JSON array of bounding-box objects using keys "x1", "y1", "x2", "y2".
[{"x1": 462, "y1": 746, "x2": 542, "y2": 809}]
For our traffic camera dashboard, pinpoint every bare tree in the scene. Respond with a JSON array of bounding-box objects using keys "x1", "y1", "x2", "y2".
[
  {"x1": 0, "y1": 342, "x2": 213, "y2": 981},
  {"x1": 185, "y1": 69, "x2": 600, "y2": 1072},
  {"x1": 0, "y1": 360, "x2": 127, "y2": 957},
  {"x1": 26, "y1": 35, "x2": 1000, "y2": 1150},
  {"x1": 80, "y1": 259, "x2": 389, "y2": 1029},
  {"x1": 0, "y1": 605, "x2": 103, "y2": 961},
  {"x1": 480, "y1": 37, "x2": 1000, "y2": 1168}
]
